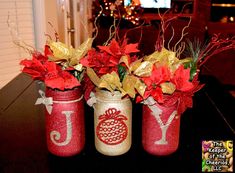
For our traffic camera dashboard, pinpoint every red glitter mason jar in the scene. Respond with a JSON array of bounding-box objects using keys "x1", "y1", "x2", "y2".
[
  {"x1": 142, "y1": 103, "x2": 180, "y2": 156},
  {"x1": 45, "y1": 87, "x2": 85, "y2": 157}
]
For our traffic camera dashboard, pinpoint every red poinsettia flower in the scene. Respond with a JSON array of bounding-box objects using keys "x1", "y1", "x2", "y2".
[
  {"x1": 43, "y1": 61, "x2": 80, "y2": 90},
  {"x1": 61, "y1": 70, "x2": 80, "y2": 88},
  {"x1": 171, "y1": 65, "x2": 194, "y2": 92},
  {"x1": 20, "y1": 55, "x2": 47, "y2": 80},
  {"x1": 142, "y1": 66, "x2": 171, "y2": 86},
  {"x1": 97, "y1": 38, "x2": 139, "y2": 57},
  {"x1": 139, "y1": 66, "x2": 171, "y2": 103},
  {"x1": 159, "y1": 65, "x2": 199, "y2": 114},
  {"x1": 80, "y1": 38, "x2": 140, "y2": 101},
  {"x1": 20, "y1": 53, "x2": 80, "y2": 90},
  {"x1": 136, "y1": 64, "x2": 203, "y2": 114},
  {"x1": 80, "y1": 49, "x2": 118, "y2": 76},
  {"x1": 81, "y1": 38, "x2": 139, "y2": 77},
  {"x1": 163, "y1": 73, "x2": 204, "y2": 115}
]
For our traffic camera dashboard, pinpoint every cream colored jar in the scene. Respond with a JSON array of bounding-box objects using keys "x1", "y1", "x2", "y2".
[{"x1": 93, "y1": 89, "x2": 132, "y2": 156}]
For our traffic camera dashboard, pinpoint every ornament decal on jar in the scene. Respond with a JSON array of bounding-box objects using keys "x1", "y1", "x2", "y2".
[
  {"x1": 89, "y1": 89, "x2": 132, "y2": 156},
  {"x1": 96, "y1": 108, "x2": 128, "y2": 145}
]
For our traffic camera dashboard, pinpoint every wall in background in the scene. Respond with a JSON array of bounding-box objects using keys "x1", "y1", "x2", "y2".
[{"x1": 0, "y1": 0, "x2": 35, "y2": 89}]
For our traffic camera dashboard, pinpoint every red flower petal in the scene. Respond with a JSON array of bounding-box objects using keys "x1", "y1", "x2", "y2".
[
  {"x1": 33, "y1": 52, "x2": 48, "y2": 62},
  {"x1": 135, "y1": 95, "x2": 144, "y2": 103},
  {"x1": 109, "y1": 56, "x2": 119, "y2": 65},
  {"x1": 162, "y1": 92, "x2": 179, "y2": 107},
  {"x1": 98, "y1": 39, "x2": 121, "y2": 56},
  {"x1": 61, "y1": 71, "x2": 80, "y2": 89},
  {"x1": 151, "y1": 87, "x2": 164, "y2": 103},
  {"x1": 45, "y1": 77, "x2": 65, "y2": 90},
  {"x1": 80, "y1": 58, "x2": 90, "y2": 67},
  {"x1": 20, "y1": 57, "x2": 46, "y2": 80},
  {"x1": 109, "y1": 39, "x2": 122, "y2": 55},
  {"x1": 172, "y1": 65, "x2": 194, "y2": 92},
  {"x1": 124, "y1": 43, "x2": 140, "y2": 54},
  {"x1": 142, "y1": 66, "x2": 171, "y2": 87},
  {"x1": 21, "y1": 68, "x2": 44, "y2": 80},
  {"x1": 152, "y1": 66, "x2": 171, "y2": 84},
  {"x1": 44, "y1": 45, "x2": 53, "y2": 57}
]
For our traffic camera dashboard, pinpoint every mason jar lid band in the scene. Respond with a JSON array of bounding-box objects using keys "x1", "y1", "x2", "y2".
[
  {"x1": 53, "y1": 95, "x2": 83, "y2": 103},
  {"x1": 95, "y1": 97, "x2": 130, "y2": 103},
  {"x1": 87, "y1": 91, "x2": 130, "y2": 107},
  {"x1": 35, "y1": 90, "x2": 83, "y2": 114}
]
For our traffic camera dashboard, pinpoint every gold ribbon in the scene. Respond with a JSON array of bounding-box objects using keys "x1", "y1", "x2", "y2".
[{"x1": 47, "y1": 37, "x2": 93, "y2": 69}]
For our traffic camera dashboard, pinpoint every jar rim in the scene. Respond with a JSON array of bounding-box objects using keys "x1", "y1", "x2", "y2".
[
  {"x1": 95, "y1": 88, "x2": 129, "y2": 101},
  {"x1": 46, "y1": 87, "x2": 82, "y2": 101}
]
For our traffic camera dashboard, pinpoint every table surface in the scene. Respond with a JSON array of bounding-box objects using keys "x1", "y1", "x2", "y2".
[{"x1": 0, "y1": 74, "x2": 234, "y2": 173}]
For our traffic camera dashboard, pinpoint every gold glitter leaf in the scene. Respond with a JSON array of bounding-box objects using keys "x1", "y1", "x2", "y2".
[
  {"x1": 133, "y1": 61, "x2": 153, "y2": 77},
  {"x1": 129, "y1": 58, "x2": 143, "y2": 73},
  {"x1": 160, "y1": 82, "x2": 176, "y2": 94},
  {"x1": 122, "y1": 75, "x2": 146, "y2": 98},
  {"x1": 119, "y1": 55, "x2": 130, "y2": 68},
  {"x1": 100, "y1": 72, "x2": 122, "y2": 92},
  {"x1": 70, "y1": 38, "x2": 94, "y2": 66},
  {"x1": 86, "y1": 67, "x2": 101, "y2": 87},
  {"x1": 48, "y1": 41, "x2": 72, "y2": 61}
]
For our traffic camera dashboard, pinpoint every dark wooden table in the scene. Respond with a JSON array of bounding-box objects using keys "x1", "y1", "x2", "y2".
[{"x1": 0, "y1": 74, "x2": 234, "y2": 173}]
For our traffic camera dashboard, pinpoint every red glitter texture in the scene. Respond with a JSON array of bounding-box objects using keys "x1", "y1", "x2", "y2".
[
  {"x1": 142, "y1": 104, "x2": 180, "y2": 156},
  {"x1": 45, "y1": 87, "x2": 85, "y2": 157}
]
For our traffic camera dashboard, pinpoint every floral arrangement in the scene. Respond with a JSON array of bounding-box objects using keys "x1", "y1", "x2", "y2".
[
  {"x1": 132, "y1": 47, "x2": 203, "y2": 115},
  {"x1": 80, "y1": 12, "x2": 235, "y2": 115},
  {"x1": 80, "y1": 36, "x2": 145, "y2": 101},
  {"x1": 19, "y1": 37, "x2": 93, "y2": 90},
  {"x1": 19, "y1": 10, "x2": 235, "y2": 115},
  {"x1": 130, "y1": 17, "x2": 235, "y2": 115},
  {"x1": 129, "y1": 17, "x2": 235, "y2": 115}
]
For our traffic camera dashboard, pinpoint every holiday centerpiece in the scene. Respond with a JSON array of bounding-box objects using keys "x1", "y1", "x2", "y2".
[
  {"x1": 128, "y1": 16, "x2": 235, "y2": 155},
  {"x1": 20, "y1": 36, "x2": 93, "y2": 157},
  {"x1": 80, "y1": 34, "x2": 145, "y2": 155}
]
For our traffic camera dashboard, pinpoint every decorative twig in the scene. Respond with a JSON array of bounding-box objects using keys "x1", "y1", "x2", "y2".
[
  {"x1": 7, "y1": 13, "x2": 35, "y2": 55},
  {"x1": 184, "y1": 34, "x2": 235, "y2": 70},
  {"x1": 168, "y1": 25, "x2": 175, "y2": 51},
  {"x1": 104, "y1": 17, "x2": 117, "y2": 46},
  {"x1": 48, "y1": 22, "x2": 59, "y2": 41},
  {"x1": 176, "y1": 42, "x2": 185, "y2": 58},
  {"x1": 198, "y1": 34, "x2": 235, "y2": 67},
  {"x1": 124, "y1": 21, "x2": 146, "y2": 46},
  {"x1": 44, "y1": 33, "x2": 53, "y2": 41},
  {"x1": 179, "y1": 2, "x2": 192, "y2": 14},
  {"x1": 155, "y1": 8, "x2": 178, "y2": 51},
  {"x1": 114, "y1": 4, "x2": 122, "y2": 41},
  {"x1": 173, "y1": 17, "x2": 191, "y2": 53},
  {"x1": 93, "y1": 5, "x2": 103, "y2": 40}
]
